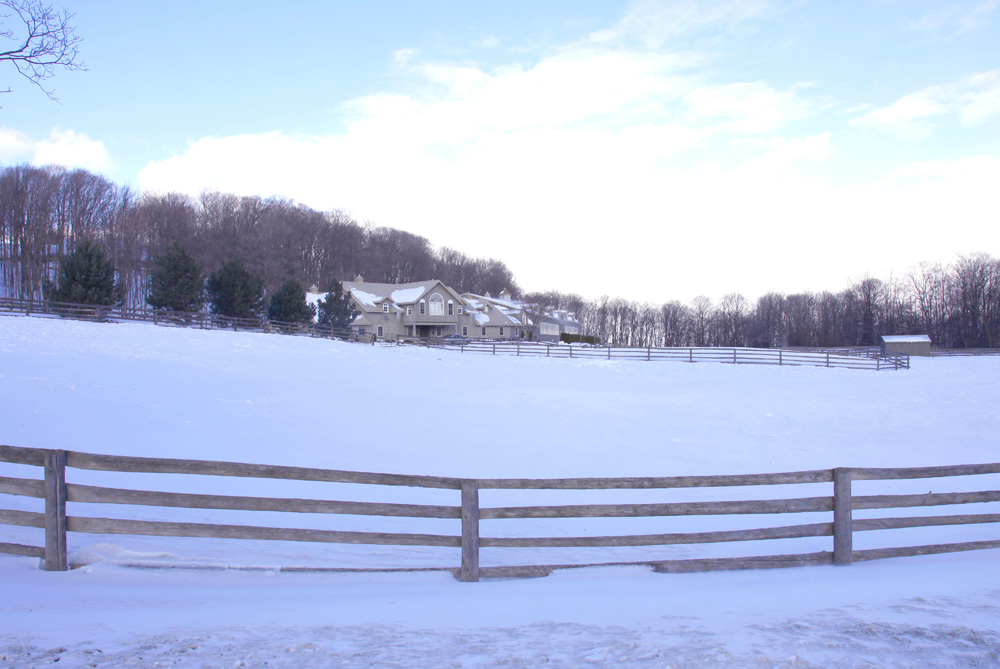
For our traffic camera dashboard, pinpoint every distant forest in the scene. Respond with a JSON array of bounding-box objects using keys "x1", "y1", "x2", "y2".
[
  {"x1": 0, "y1": 164, "x2": 519, "y2": 307},
  {"x1": 2, "y1": 163, "x2": 998, "y2": 349}
]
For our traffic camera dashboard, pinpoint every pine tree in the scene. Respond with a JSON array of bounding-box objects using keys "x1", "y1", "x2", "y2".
[
  {"x1": 205, "y1": 258, "x2": 265, "y2": 318},
  {"x1": 46, "y1": 241, "x2": 121, "y2": 305},
  {"x1": 267, "y1": 279, "x2": 316, "y2": 323},
  {"x1": 317, "y1": 279, "x2": 358, "y2": 326},
  {"x1": 147, "y1": 242, "x2": 205, "y2": 313}
]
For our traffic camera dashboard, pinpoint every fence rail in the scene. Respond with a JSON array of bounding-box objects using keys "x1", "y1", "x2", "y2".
[
  {"x1": 0, "y1": 296, "x2": 355, "y2": 341},
  {"x1": 3, "y1": 445, "x2": 999, "y2": 580},
  {"x1": 424, "y1": 340, "x2": 910, "y2": 371},
  {"x1": 930, "y1": 347, "x2": 1000, "y2": 357}
]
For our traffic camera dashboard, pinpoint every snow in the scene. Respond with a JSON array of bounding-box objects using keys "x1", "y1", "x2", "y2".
[
  {"x1": 345, "y1": 287, "x2": 381, "y2": 308},
  {"x1": 390, "y1": 286, "x2": 428, "y2": 304},
  {"x1": 2, "y1": 314, "x2": 1000, "y2": 666}
]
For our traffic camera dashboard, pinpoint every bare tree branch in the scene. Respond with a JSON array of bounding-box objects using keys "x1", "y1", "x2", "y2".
[{"x1": 0, "y1": 0, "x2": 84, "y2": 101}]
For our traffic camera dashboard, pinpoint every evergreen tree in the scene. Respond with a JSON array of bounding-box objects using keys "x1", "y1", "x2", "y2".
[
  {"x1": 205, "y1": 258, "x2": 265, "y2": 318},
  {"x1": 317, "y1": 279, "x2": 358, "y2": 326},
  {"x1": 46, "y1": 241, "x2": 121, "y2": 305},
  {"x1": 268, "y1": 279, "x2": 316, "y2": 323},
  {"x1": 147, "y1": 242, "x2": 205, "y2": 313}
]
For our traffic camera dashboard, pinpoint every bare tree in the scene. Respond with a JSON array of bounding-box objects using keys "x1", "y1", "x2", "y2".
[{"x1": 0, "y1": 0, "x2": 84, "y2": 101}]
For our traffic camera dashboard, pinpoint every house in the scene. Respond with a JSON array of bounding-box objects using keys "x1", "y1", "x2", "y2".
[
  {"x1": 881, "y1": 335, "x2": 932, "y2": 357},
  {"x1": 462, "y1": 292, "x2": 527, "y2": 339},
  {"x1": 343, "y1": 278, "x2": 478, "y2": 340},
  {"x1": 462, "y1": 291, "x2": 582, "y2": 342},
  {"x1": 342, "y1": 278, "x2": 586, "y2": 342}
]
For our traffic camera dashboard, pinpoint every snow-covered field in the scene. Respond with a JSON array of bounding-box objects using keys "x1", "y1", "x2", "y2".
[{"x1": 2, "y1": 315, "x2": 999, "y2": 667}]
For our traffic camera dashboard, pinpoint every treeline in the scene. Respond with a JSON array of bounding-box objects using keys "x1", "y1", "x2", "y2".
[
  {"x1": 527, "y1": 255, "x2": 1000, "y2": 349},
  {"x1": 0, "y1": 164, "x2": 519, "y2": 310}
]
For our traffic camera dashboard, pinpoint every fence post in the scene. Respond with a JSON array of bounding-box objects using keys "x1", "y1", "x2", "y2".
[
  {"x1": 460, "y1": 480, "x2": 480, "y2": 582},
  {"x1": 833, "y1": 467, "x2": 853, "y2": 566},
  {"x1": 43, "y1": 450, "x2": 68, "y2": 571},
  {"x1": 733, "y1": 349, "x2": 737, "y2": 364},
  {"x1": 826, "y1": 353, "x2": 830, "y2": 367},
  {"x1": 779, "y1": 349, "x2": 782, "y2": 366}
]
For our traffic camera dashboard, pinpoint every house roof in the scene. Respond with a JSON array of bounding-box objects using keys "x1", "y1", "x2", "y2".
[{"x1": 343, "y1": 280, "x2": 466, "y2": 312}]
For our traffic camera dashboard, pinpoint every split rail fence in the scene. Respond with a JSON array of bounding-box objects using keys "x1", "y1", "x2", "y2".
[
  {"x1": 0, "y1": 296, "x2": 353, "y2": 340},
  {"x1": 3, "y1": 445, "x2": 999, "y2": 581},
  {"x1": 427, "y1": 340, "x2": 910, "y2": 371}
]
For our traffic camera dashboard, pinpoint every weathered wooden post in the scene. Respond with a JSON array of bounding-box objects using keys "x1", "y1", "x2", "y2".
[
  {"x1": 460, "y1": 480, "x2": 480, "y2": 582},
  {"x1": 833, "y1": 467, "x2": 853, "y2": 566},
  {"x1": 43, "y1": 450, "x2": 68, "y2": 571}
]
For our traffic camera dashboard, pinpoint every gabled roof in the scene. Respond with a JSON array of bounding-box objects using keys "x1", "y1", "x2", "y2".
[{"x1": 343, "y1": 280, "x2": 466, "y2": 312}]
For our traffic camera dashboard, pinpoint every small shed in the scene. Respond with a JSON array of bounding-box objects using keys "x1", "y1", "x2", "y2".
[{"x1": 881, "y1": 335, "x2": 932, "y2": 357}]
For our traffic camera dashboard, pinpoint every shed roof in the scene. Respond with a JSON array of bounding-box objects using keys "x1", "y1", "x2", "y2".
[{"x1": 881, "y1": 335, "x2": 931, "y2": 343}]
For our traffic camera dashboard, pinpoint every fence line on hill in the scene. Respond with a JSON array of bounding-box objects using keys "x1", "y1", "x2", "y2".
[
  {"x1": 3, "y1": 445, "x2": 999, "y2": 581},
  {"x1": 421, "y1": 339, "x2": 910, "y2": 371},
  {"x1": 0, "y1": 296, "x2": 354, "y2": 340}
]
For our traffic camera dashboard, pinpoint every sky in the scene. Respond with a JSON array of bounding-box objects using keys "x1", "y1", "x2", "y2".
[{"x1": 0, "y1": 0, "x2": 998, "y2": 303}]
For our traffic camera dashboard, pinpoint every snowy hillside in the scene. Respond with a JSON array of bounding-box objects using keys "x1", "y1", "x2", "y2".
[{"x1": 2, "y1": 315, "x2": 1000, "y2": 666}]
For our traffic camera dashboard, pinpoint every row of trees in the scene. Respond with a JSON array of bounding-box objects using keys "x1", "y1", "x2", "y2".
[
  {"x1": 527, "y1": 254, "x2": 1000, "y2": 349},
  {"x1": 0, "y1": 164, "x2": 519, "y2": 309},
  {"x1": 4, "y1": 164, "x2": 998, "y2": 349},
  {"x1": 48, "y1": 240, "x2": 357, "y2": 325}
]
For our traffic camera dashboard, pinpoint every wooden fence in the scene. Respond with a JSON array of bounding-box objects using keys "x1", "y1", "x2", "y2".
[
  {"x1": 0, "y1": 296, "x2": 355, "y2": 340},
  {"x1": 3, "y1": 445, "x2": 999, "y2": 580},
  {"x1": 930, "y1": 347, "x2": 1000, "y2": 357},
  {"x1": 424, "y1": 340, "x2": 910, "y2": 371}
]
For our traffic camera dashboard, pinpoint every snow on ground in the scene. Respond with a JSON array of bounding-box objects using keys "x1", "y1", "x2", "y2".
[{"x1": 2, "y1": 315, "x2": 1000, "y2": 666}]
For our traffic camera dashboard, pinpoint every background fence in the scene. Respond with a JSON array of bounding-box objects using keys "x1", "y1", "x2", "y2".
[
  {"x1": 422, "y1": 340, "x2": 910, "y2": 371},
  {"x1": 0, "y1": 296, "x2": 353, "y2": 340},
  {"x1": 2, "y1": 445, "x2": 998, "y2": 581}
]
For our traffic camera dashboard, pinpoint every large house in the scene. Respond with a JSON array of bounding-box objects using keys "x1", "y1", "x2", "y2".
[
  {"x1": 343, "y1": 278, "x2": 474, "y2": 340},
  {"x1": 342, "y1": 278, "x2": 583, "y2": 342}
]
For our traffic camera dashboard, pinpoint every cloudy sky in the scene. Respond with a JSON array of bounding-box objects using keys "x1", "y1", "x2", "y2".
[{"x1": 1, "y1": 0, "x2": 998, "y2": 303}]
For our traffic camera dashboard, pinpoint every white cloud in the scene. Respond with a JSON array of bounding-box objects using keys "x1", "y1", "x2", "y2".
[
  {"x1": 683, "y1": 81, "x2": 817, "y2": 133},
  {"x1": 851, "y1": 69, "x2": 1000, "y2": 137},
  {"x1": 593, "y1": 0, "x2": 780, "y2": 48},
  {"x1": 0, "y1": 127, "x2": 112, "y2": 173},
  {"x1": 906, "y1": 0, "x2": 998, "y2": 40},
  {"x1": 133, "y1": 13, "x2": 997, "y2": 303}
]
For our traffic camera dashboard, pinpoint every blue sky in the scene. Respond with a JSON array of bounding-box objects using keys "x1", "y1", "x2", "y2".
[{"x1": 1, "y1": 0, "x2": 998, "y2": 303}]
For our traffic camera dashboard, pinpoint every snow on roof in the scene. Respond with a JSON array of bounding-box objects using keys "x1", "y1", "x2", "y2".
[
  {"x1": 345, "y1": 280, "x2": 460, "y2": 309},
  {"x1": 881, "y1": 335, "x2": 931, "y2": 343},
  {"x1": 349, "y1": 288, "x2": 383, "y2": 308},
  {"x1": 390, "y1": 286, "x2": 427, "y2": 303}
]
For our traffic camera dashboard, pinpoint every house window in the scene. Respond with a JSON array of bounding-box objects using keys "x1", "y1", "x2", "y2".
[
  {"x1": 419, "y1": 300, "x2": 425, "y2": 315},
  {"x1": 407, "y1": 306, "x2": 412, "y2": 315},
  {"x1": 481, "y1": 327, "x2": 487, "y2": 336},
  {"x1": 377, "y1": 326, "x2": 383, "y2": 338},
  {"x1": 429, "y1": 293, "x2": 444, "y2": 316},
  {"x1": 435, "y1": 326, "x2": 442, "y2": 336},
  {"x1": 458, "y1": 306, "x2": 463, "y2": 315},
  {"x1": 448, "y1": 301, "x2": 454, "y2": 316},
  {"x1": 382, "y1": 303, "x2": 389, "y2": 313},
  {"x1": 499, "y1": 327, "x2": 504, "y2": 336},
  {"x1": 462, "y1": 326, "x2": 468, "y2": 336}
]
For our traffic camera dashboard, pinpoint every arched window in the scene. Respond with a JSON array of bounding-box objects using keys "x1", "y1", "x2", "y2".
[
  {"x1": 429, "y1": 293, "x2": 444, "y2": 316},
  {"x1": 419, "y1": 299, "x2": 426, "y2": 315},
  {"x1": 447, "y1": 300, "x2": 454, "y2": 316}
]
